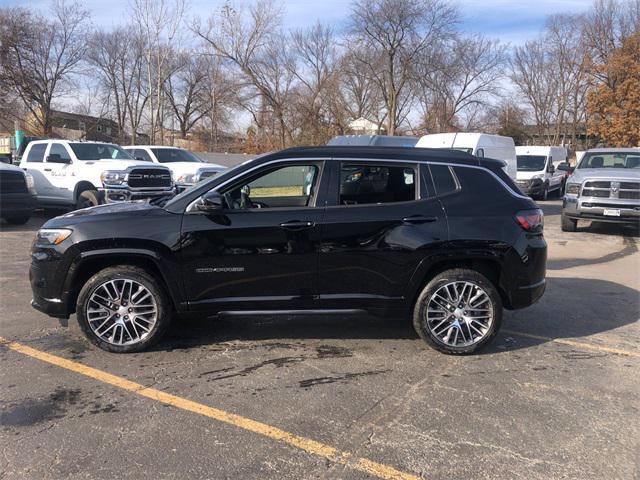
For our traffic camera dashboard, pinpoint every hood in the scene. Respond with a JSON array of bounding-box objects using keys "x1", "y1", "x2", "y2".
[
  {"x1": 44, "y1": 201, "x2": 161, "y2": 228},
  {"x1": 568, "y1": 168, "x2": 640, "y2": 184},
  {"x1": 82, "y1": 159, "x2": 165, "y2": 170},
  {"x1": 516, "y1": 170, "x2": 544, "y2": 181},
  {"x1": 161, "y1": 162, "x2": 224, "y2": 177}
]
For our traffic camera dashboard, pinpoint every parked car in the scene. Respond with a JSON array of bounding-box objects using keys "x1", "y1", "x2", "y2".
[
  {"x1": 515, "y1": 146, "x2": 567, "y2": 199},
  {"x1": 30, "y1": 146, "x2": 546, "y2": 354},
  {"x1": 327, "y1": 135, "x2": 419, "y2": 147},
  {"x1": 416, "y1": 133, "x2": 517, "y2": 180},
  {"x1": 0, "y1": 162, "x2": 36, "y2": 224},
  {"x1": 561, "y1": 148, "x2": 640, "y2": 231},
  {"x1": 19, "y1": 140, "x2": 174, "y2": 210},
  {"x1": 123, "y1": 146, "x2": 226, "y2": 192}
]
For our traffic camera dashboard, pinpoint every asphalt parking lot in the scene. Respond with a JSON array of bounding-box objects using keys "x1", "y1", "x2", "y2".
[{"x1": 1, "y1": 200, "x2": 638, "y2": 480}]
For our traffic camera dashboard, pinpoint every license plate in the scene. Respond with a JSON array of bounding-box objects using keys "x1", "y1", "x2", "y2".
[{"x1": 603, "y1": 209, "x2": 621, "y2": 217}]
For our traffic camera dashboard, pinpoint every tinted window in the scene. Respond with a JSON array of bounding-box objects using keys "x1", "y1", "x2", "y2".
[
  {"x1": 578, "y1": 152, "x2": 640, "y2": 169},
  {"x1": 491, "y1": 167, "x2": 522, "y2": 196},
  {"x1": 48, "y1": 143, "x2": 71, "y2": 162},
  {"x1": 69, "y1": 143, "x2": 132, "y2": 160},
  {"x1": 130, "y1": 149, "x2": 153, "y2": 162},
  {"x1": 224, "y1": 164, "x2": 319, "y2": 209},
  {"x1": 517, "y1": 155, "x2": 547, "y2": 171},
  {"x1": 151, "y1": 148, "x2": 202, "y2": 163},
  {"x1": 339, "y1": 164, "x2": 415, "y2": 205},
  {"x1": 429, "y1": 164, "x2": 458, "y2": 196},
  {"x1": 26, "y1": 143, "x2": 47, "y2": 163}
]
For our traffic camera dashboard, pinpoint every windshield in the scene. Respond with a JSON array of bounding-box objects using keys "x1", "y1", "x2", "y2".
[
  {"x1": 151, "y1": 148, "x2": 202, "y2": 163},
  {"x1": 451, "y1": 147, "x2": 473, "y2": 154},
  {"x1": 517, "y1": 155, "x2": 547, "y2": 171},
  {"x1": 69, "y1": 143, "x2": 133, "y2": 160},
  {"x1": 578, "y1": 152, "x2": 640, "y2": 169}
]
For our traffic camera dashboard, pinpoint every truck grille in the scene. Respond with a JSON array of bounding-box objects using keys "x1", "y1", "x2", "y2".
[
  {"x1": 0, "y1": 171, "x2": 27, "y2": 194},
  {"x1": 582, "y1": 180, "x2": 640, "y2": 199},
  {"x1": 128, "y1": 168, "x2": 171, "y2": 189}
]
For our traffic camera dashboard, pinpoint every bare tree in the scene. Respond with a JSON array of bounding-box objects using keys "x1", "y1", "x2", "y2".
[
  {"x1": 88, "y1": 27, "x2": 150, "y2": 144},
  {"x1": 132, "y1": 0, "x2": 186, "y2": 144},
  {"x1": 348, "y1": 0, "x2": 459, "y2": 135},
  {"x1": 165, "y1": 52, "x2": 210, "y2": 139},
  {"x1": 0, "y1": 1, "x2": 89, "y2": 135},
  {"x1": 415, "y1": 35, "x2": 506, "y2": 133},
  {"x1": 195, "y1": 1, "x2": 296, "y2": 149}
]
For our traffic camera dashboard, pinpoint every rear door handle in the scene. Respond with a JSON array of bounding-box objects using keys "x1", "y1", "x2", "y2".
[
  {"x1": 44, "y1": 168, "x2": 52, "y2": 172},
  {"x1": 279, "y1": 221, "x2": 315, "y2": 230},
  {"x1": 402, "y1": 215, "x2": 437, "y2": 224}
]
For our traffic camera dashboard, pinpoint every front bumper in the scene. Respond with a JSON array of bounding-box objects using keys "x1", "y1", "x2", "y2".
[
  {"x1": 0, "y1": 192, "x2": 36, "y2": 216},
  {"x1": 99, "y1": 186, "x2": 175, "y2": 204},
  {"x1": 30, "y1": 247, "x2": 74, "y2": 319},
  {"x1": 516, "y1": 179, "x2": 544, "y2": 196},
  {"x1": 563, "y1": 195, "x2": 640, "y2": 224}
]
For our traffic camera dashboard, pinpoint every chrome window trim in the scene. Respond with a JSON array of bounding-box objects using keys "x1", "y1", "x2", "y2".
[{"x1": 185, "y1": 155, "x2": 528, "y2": 213}]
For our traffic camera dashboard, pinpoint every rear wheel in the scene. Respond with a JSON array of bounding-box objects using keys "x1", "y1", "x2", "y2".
[
  {"x1": 538, "y1": 184, "x2": 549, "y2": 201},
  {"x1": 2, "y1": 214, "x2": 30, "y2": 225},
  {"x1": 76, "y1": 189, "x2": 100, "y2": 210},
  {"x1": 413, "y1": 269, "x2": 502, "y2": 355},
  {"x1": 76, "y1": 266, "x2": 172, "y2": 353},
  {"x1": 561, "y1": 214, "x2": 577, "y2": 232}
]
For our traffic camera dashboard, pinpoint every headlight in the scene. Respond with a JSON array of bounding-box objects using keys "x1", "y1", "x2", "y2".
[
  {"x1": 36, "y1": 228, "x2": 72, "y2": 245},
  {"x1": 25, "y1": 172, "x2": 37, "y2": 195},
  {"x1": 565, "y1": 183, "x2": 581, "y2": 195},
  {"x1": 100, "y1": 170, "x2": 127, "y2": 185},
  {"x1": 176, "y1": 173, "x2": 197, "y2": 185}
]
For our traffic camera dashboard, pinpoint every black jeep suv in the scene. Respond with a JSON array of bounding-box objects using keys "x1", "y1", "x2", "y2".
[{"x1": 30, "y1": 146, "x2": 546, "y2": 354}]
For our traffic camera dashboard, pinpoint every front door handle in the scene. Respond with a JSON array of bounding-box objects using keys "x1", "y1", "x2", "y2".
[
  {"x1": 279, "y1": 221, "x2": 315, "y2": 230},
  {"x1": 44, "y1": 168, "x2": 52, "y2": 172},
  {"x1": 402, "y1": 215, "x2": 437, "y2": 224}
]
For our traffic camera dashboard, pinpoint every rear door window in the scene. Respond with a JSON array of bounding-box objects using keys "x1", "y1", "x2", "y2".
[
  {"x1": 26, "y1": 143, "x2": 47, "y2": 163},
  {"x1": 429, "y1": 164, "x2": 459, "y2": 196},
  {"x1": 339, "y1": 163, "x2": 416, "y2": 205}
]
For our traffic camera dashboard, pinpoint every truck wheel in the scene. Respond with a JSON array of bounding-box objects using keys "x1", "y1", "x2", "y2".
[
  {"x1": 76, "y1": 189, "x2": 100, "y2": 210},
  {"x1": 413, "y1": 269, "x2": 502, "y2": 355},
  {"x1": 2, "y1": 214, "x2": 30, "y2": 225},
  {"x1": 76, "y1": 266, "x2": 172, "y2": 353},
  {"x1": 539, "y1": 184, "x2": 549, "y2": 201},
  {"x1": 561, "y1": 214, "x2": 577, "y2": 232}
]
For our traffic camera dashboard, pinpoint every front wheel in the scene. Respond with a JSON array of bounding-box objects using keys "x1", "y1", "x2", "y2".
[
  {"x1": 76, "y1": 266, "x2": 172, "y2": 353},
  {"x1": 413, "y1": 269, "x2": 502, "y2": 355},
  {"x1": 561, "y1": 214, "x2": 577, "y2": 232},
  {"x1": 2, "y1": 214, "x2": 30, "y2": 225},
  {"x1": 76, "y1": 189, "x2": 101, "y2": 210}
]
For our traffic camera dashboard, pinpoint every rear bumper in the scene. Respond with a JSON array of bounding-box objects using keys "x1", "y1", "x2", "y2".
[{"x1": 500, "y1": 236, "x2": 547, "y2": 310}]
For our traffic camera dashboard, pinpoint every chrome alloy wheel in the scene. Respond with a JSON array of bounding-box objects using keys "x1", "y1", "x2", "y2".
[
  {"x1": 425, "y1": 281, "x2": 494, "y2": 347},
  {"x1": 86, "y1": 279, "x2": 158, "y2": 346}
]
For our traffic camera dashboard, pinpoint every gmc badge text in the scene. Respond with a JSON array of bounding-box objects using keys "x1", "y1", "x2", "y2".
[{"x1": 30, "y1": 146, "x2": 547, "y2": 354}]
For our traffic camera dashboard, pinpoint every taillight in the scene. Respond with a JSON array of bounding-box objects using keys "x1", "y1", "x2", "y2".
[{"x1": 515, "y1": 209, "x2": 543, "y2": 232}]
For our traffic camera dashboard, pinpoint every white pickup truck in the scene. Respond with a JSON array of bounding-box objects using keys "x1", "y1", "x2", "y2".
[
  {"x1": 19, "y1": 140, "x2": 174, "y2": 210},
  {"x1": 123, "y1": 145, "x2": 226, "y2": 192}
]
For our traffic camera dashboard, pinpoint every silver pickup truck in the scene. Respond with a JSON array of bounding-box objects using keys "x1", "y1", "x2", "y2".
[{"x1": 561, "y1": 148, "x2": 640, "y2": 231}]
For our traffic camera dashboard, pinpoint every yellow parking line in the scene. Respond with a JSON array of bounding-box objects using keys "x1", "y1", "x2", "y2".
[
  {"x1": 502, "y1": 329, "x2": 640, "y2": 358},
  {"x1": 0, "y1": 337, "x2": 419, "y2": 480}
]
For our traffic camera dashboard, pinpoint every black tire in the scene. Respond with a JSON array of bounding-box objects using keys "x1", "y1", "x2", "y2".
[
  {"x1": 557, "y1": 181, "x2": 565, "y2": 197},
  {"x1": 561, "y1": 214, "x2": 577, "y2": 232},
  {"x1": 2, "y1": 214, "x2": 30, "y2": 225},
  {"x1": 538, "y1": 183, "x2": 549, "y2": 201},
  {"x1": 76, "y1": 189, "x2": 101, "y2": 210},
  {"x1": 412, "y1": 269, "x2": 502, "y2": 355},
  {"x1": 76, "y1": 265, "x2": 172, "y2": 353}
]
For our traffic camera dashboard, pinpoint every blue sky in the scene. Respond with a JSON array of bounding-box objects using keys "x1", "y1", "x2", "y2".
[{"x1": 2, "y1": 0, "x2": 593, "y2": 45}]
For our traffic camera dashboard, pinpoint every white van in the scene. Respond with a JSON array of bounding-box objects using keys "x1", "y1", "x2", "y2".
[
  {"x1": 415, "y1": 133, "x2": 517, "y2": 179},
  {"x1": 515, "y1": 146, "x2": 567, "y2": 200}
]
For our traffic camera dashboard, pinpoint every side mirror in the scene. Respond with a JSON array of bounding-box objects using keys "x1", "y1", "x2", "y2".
[
  {"x1": 476, "y1": 148, "x2": 485, "y2": 158},
  {"x1": 548, "y1": 164, "x2": 555, "y2": 173},
  {"x1": 47, "y1": 154, "x2": 70, "y2": 164},
  {"x1": 197, "y1": 191, "x2": 224, "y2": 212}
]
